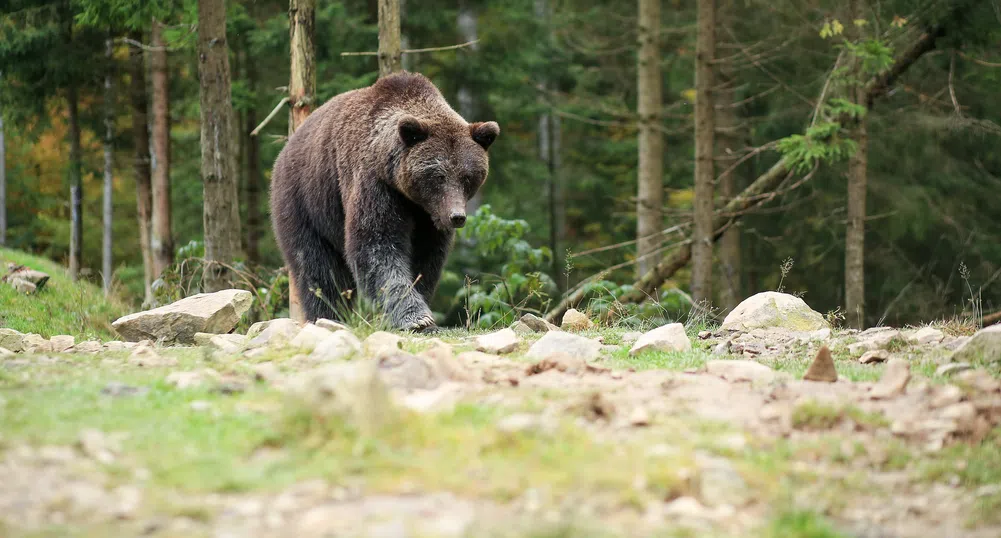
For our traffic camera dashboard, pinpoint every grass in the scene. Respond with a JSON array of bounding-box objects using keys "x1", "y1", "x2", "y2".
[
  {"x1": 763, "y1": 510, "x2": 848, "y2": 538},
  {"x1": 0, "y1": 248, "x2": 128, "y2": 340},
  {"x1": 919, "y1": 427, "x2": 1001, "y2": 524},
  {"x1": 791, "y1": 401, "x2": 889, "y2": 431}
]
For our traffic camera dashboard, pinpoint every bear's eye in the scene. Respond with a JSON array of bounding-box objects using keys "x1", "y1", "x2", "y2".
[{"x1": 399, "y1": 117, "x2": 429, "y2": 147}]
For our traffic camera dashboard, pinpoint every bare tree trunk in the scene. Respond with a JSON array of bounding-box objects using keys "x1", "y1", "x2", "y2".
[
  {"x1": 716, "y1": 79, "x2": 742, "y2": 312},
  {"x1": 691, "y1": 0, "x2": 716, "y2": 305},
  {"x1": 245, "y1": 51, "x2": 262, "y2": 266},
  {"x1": 636, "y1": 0, "x2": 663, "y2": 278},
  {"x1": 129, "y1": 31, "x2": 154, "y2": 303},
  {"x1": 458, "y1": 0, "x2": 482, "y2": 211},
  {"x1": 197, "y1": 0, "x2": 243, "y2": 292},
  {"x1": 844, "y1": 0, "x2": 868, "y2": 329},
  {"x1": 67, "y1": 80, "x2": 83, "y2": 281},
  {"x1": 102, "y1": 37, "x2": 115, "y2": 295},
  {"x1": 0, "y1": 113, "x2": 6, "y2": 247},
  {"x1": 287, "y1": 0, "x2": 316, "y2": 320},
  {"x1": 151, "y1": 19, "x2": 174, "y2": 278},
  {"x1": 534, "y1": 0, "x2": 565, "y2": 287},
  {"x1": 378, "y1": 0, "x2": 402, "y2": 77}
]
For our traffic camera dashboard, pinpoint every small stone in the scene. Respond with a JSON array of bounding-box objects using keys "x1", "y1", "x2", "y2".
[
  {"x1": 859, "y1": 349, "x2": 889, "y2": 364},
  {"x1": 290, "y1": 324, "x2": 335, "y2": 352},
  {"x1": 474, "y1": 328, "x2": 521, "y2": 354},
  {"x1": 629, "y1": 323, "x2": 691, "y2": 356},
  {"x1": 101, "y1": 382, "x2": 148, "y2": 397},
  {"x1": 520, "y1": 313, "x2": 560, "y2": 333},
  {"x1": 803, "y1": 346, "x2": 838, "y2": 382},
  {"x1": 23, "y1": 333, "x2": 53, "y2": 353},
  {"x1": 809, "y1": 328, "x2": 832, "y2": 341},
  {"x1": 112, "y1": 289, "x2": 254, "y2": 344},
  {"x1": 712, "y1": 340, "x2": 731, "y2": 355},
  {"x1": 190, "y1": 400, "x2": 212, "y2": 412},
  {"x1": 315, "y1": 318, "x2": 348, "y2": 332},
  {"x1": 68, "y1": 340, "x2": 101, "y2": 354},
  {"x1": 698, "y1": 330, "x2": 712, "y2": 340},
  {"x1": 49, "y1": 335, "x2": 75, "y2": 352},
  {"x1": 621, "y1": 331, "x2": 643, "y2": 345},
  {"x1": 909, "y1": 327, "x2": 945, "y2": 345},
  {"x1": 0, "y1": 328, "x2": 26, "y2": 352},
  {"x1": 526, "y1": 331, "x2": 603, "y2": 361},
  {"x1": 870, "y1": 358, "x2": 911, "y2": 399},
  {"x1": 935, "y1": 362, "x2": 973, "y2": 377},
  {"x1": 207, "y1": 333, "x2": 246, "y2": 353},
  {"x1": 629, "y1": 407, "x2": 651, "y2": 427},
  {"x1": 102, "y1": 341, "x2": 131, "y2": 352},
  {"x1": 849, "y1": 329, "x2": 904, "y2": 354},
  {"x1": 400, "y1": 383, "x2": 462, "y2": 414},
  {"x1": 247, "y1": 318, "x2": 302, "y2": 347},
  {"x1": 364, "y1": 331, "x2": 403, "y2": 357},
  {"x1": 510, "y1": 321, "x2": 534, "y2": 336},
  {"x1": 423, "y1": 341, "x2": 475, "y2": 382},
  {"x1": 128, "y1": 344, "x2": 177, "y2": 367},
  {"x1": 662, "y1": 496, "x2": 718, "y2": 521},
  {"x1": 706, "y1": 360, "x2": 777, "y2": 383},
  {"x1": 310, "y1": 330, "x2": 363, "y2": 362},
  {"x1": 561, "y1": 308, "x2": 594, "y2": 332}
]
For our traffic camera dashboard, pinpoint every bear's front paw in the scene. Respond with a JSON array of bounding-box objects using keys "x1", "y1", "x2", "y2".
[{"x1": 402, "y1": 313, "x2": 437, "y2": 333}]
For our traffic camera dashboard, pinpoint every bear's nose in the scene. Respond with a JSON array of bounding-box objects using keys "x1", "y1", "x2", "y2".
[{"x1": 450, "y1": 212, "x2": 467, "y2": 228}]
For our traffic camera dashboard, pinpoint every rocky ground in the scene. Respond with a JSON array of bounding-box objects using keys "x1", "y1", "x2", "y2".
[{"x1": 1, "y1": 290, "x2": 1000, "y2": 537}]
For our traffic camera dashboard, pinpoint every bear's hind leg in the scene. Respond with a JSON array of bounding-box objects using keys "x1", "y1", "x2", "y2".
[{"x1": 290, "y1": 233, "x2": 357, "y2": 323}]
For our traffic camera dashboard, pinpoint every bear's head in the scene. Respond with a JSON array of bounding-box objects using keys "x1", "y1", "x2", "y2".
[{"x1": 392, "y1": 112, "x2": 500, "y2": 231}]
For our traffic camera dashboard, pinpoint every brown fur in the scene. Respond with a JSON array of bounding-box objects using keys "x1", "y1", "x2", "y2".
[{"x1": 270, "y1": 71, "x2": 499, "y2": 331}]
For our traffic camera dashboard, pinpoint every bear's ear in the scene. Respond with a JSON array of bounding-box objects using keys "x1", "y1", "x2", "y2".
[
  {"x1": 398, "y1": 116, "x2": 429, "y2": 147},
  {"x1": 470, "y1": 121, "x2": 500, "y2": 150}
]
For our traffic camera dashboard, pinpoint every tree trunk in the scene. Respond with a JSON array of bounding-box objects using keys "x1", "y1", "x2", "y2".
[
  {"x1": 151, "y1": 19, "x2": 174, "y2": 278},
  {"x1": 245, "y1": 51, "x2": 262, "y2": 266},
  {"x1": 197, "y1": 0, "x2": 243, "y2": 292},
  {"x1": 287, "y1": 0, "x2": 316, "y2": 321},
  {"x1": 129, "y1": 31, "x2": 154, "y2": 304},
  {"x1": 691, "y1": 0, "x2": 716, "y2": 305},
  {"x1": 716, "y1": 79, "x2": 743, "y2": 312},
  {"x1": 458, "y1": 0, "x2": 482, "y2": 211},
  {"x1": 845, "y1": 118, "x2": 868, "y2": 328},
  {"x1": 0, "y1": 113, "x2": 6, "y2": 247},
  {"x1": 636, "y1": 0, "x2": 663, "y2": 278},
  {"x1": 102, "y1": 37, "x2": 115, "y2": 295},
  {"x1": 67, "y1": 79, "x2": 83, "y2": 281},
  {"x1": 378, "y1": 0, "x2": 402, "y2": 77}
]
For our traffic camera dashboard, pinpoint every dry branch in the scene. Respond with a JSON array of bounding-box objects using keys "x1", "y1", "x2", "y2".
[
  {"x1": 340, "y1": 39, "x2": 479, "y2": 57},
  {"x1": 250, "y1": 97, "x2": 290, "y2": 136}
]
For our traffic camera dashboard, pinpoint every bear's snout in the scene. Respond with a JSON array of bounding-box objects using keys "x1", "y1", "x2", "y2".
[{"x1": 449, "y1": 211, "x2": 467, "y2": 228}]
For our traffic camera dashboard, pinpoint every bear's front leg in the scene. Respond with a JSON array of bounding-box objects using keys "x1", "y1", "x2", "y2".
[{"x1": 344, "y1": 187, "x2": 437, "y2": 332}]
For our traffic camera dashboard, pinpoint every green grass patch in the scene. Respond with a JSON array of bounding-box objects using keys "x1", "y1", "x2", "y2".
[
  {"x1": 0, "y1": 248, "x2": 128, "y2": 340},
  {"x1": 791, "y1": 401, "x2": 889, "y2": 431},
  {"x1": 603, "y1": 345, "x2": 711, "y2": 371},
  {"x1": 763, "y1": 509, "x2": 848, "y2": 538}
]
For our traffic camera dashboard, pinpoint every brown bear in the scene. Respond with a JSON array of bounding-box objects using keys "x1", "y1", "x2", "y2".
[{"x1": 269, "y1": 71, "x2": 499, "y2": 332}]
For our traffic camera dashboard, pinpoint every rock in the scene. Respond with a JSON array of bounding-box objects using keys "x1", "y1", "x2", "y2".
[
  {"x1": 250, "y1": 362, "x2": 281, "y2": 383},
  {"x1": 1, "y1": 328, "x2": 31, "y2": 353},
  {"x1": 111, "y1": 485, "x2": 143, "y2": 519},
  {"x1": 421, "y1": 340, "x2": 475, "y2": 382},
  {"x1": 712, "y1": 340, "x2": 731, "y2": 355},
  {"x1": 870, "y1": 358, "x2": 911, "y2": 399},
  {"x1": 102, "y1": 341, "x2": 131, "y2": 352},
  {"x1": 496, "y1": 413, "x2": 544, "y2": 434},
  {"x1": 77, "y1": 429, "x2": 119, "y2": 464},
  {"x1": 378, "y1": 352, "x2": 441, "y2": 390},
  {"x1": 802, "y1": 346, "x2": 838, "y2": 382},
  {"x1": 72, "y1": 340, "x2": 103, "y2": 354},
  {"x1": 474, "y1": 328, "x2": 521, "y2": 354},
  {"x1": 167, "y1": 369, "x2": 220, "y2": 390},
  {"x1": 247, "y1": 318, "x2": 302, "y2": 348},
  {"x1": 290, "y1": 324, "x2": 336, "y2": 352},
  {"x1": 719, "y1": 291, "x2": 828, "y2": 332},
  {"x1": 930, "y1": 384, "x2": 964, "y2": 408},
  {"x1": 127, "y1": 343, "x2": 177, "y2": 367},
  {"x1": 526, "y1": 352, "x2": 588, "y2": 375},
  {"x1": 561, "y1": 309, "x2": 594, "y2": 332},
  {"x1": 935, "y1": 362, "x2": 972, "y2": 377},
  {"x1": 526, "y1": 331, "x2": 603, "y2": 361},
  {"x1": 111, "y1": 289, "x2": 253, "y2": 344},
  {"x1": 208, "y1": 334, "x2": 246, "y2": 353},
  {"x1": 621, "y1": 331, "x2": 643, "y2": 345},
  {"x1": 49, "y1": 335, "x2": 75, "y2": 352},
  {"x1": 509, "y1": 321, "x2": 534, "y2": 336},
  {"x1": 951, "y1": 324, "x2": 1001, "y2": 364},
  {"x1": 309, "y1": 330, "x2": 363, "y2": 362},
  {"x1": 315, "y1": 318, "x2": 348, "y2": 332},
  {"x1": 909, "y1": 327, "x2": 945, "y2": 345},
  {"x1": 520, "y1": 313, "x2": 560, "y2": 333},
  {"x1": 629, "y1": 406, "x2": 651, "y2": 427},
  {"x1": 2, "y1": 265, "x2": 50, "y2": 289},
  {"x1": 0, "y1": 346, "x2": 14, "y2": 357},
  {"x1": 287, "y1": 361, "x2": 394, "y2": 430},
  {"x1": 9, "y1": 278, "x2": 36, "y2": 294},
  {"x1": 364, "y1": 331, "x2": 403, "y2": 357},
  {"x1": 848, "y1": 329, "x2": 903, "y2": 354},
  {"x1": 22, "y1": 333, "x2": 53, "y2": 353},
  {"x1": 706, "y1": 360, "x2": 777, "y2": 383},
  {"x1": 808, "y1": 328, "x2": 832, "y2": 341},
  {"x1": 629, "y1": 323, "x2": 691, "y2": 356},
  {"x1": 697, "y1": 456, "x2": 751, "y2": 507},
  {"x1": 859, "y1": 350, "x2": 889, "y2": 364},
  {"x1": 954, "y1": 369, "x2": 1001, "y2": 393},
  {"x1": 101, "y1": 382, "x2": 148, "y2": 397}
]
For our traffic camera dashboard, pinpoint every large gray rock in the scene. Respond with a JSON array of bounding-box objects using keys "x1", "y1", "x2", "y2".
[
  {"x1": 111, "y1": 289, "x2": 253, "y2": 344},
  {"x1": 289, "y1": 324, "x2": 336, "y2": 352},
  {"x1": 247, "y1": 318, "x2": 302, "y2": 348},
  {"x1": 0, "y1": 328, "x2": 26, "y2": 353},
  {"x1": 629, "y1": 323, "x2": 691, "y2": 356},
  {"x1": 310, "y1": 331, "x2": 363, "y2": 362},
  {"x1": 720, "y1": 291, "x2": 828, "y2": 332},
  {"x1": 474, "y1": 328, "x2": 521, "y2": 354},
  {"x1": 526, "y1": 331, "x2": 603, "y2": 361},
  {"x1": 950, "y1": 324, "x2": 1001, "y2": 364}
]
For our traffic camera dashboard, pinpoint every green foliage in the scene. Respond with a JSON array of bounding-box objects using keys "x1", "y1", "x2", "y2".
[
  {"x1": 776, "y1": 120, "x2": 858, "y2": 173},
  {"x1": 765, "y1": 510, "x2": 848, "y2": 538}
]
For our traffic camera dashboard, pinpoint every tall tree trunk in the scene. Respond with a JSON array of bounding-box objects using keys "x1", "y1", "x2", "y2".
[
  {"x1": 378, "y1": 0, "x2": 402, "y2": 77},
  {"x1": 845, "y1": 0, "x2": 867, "y2": 329},
  {"x1": 0, "y1": 113, "x2": 6, "y2": 247},
  {"x1": 102, "y1": 37, "x2": 115, "y2": 295},
  {"x1": 535, "y1": 0, "x2": 564, "y2": 286},
  {"x1": 716, "y1": 0, "x2": 742, "y2": 313},
  {"x1": 636, "y1": 0, "x2": 663, "y2": 278},
  {"x1": 67, "y1": 80, "x2": 83, "y2": 281},
  {"x1": 245, "y1": 67, "x2": 262, "y2": 266},
  {"x1": 287, "y1": 0, "x2": 316, "y2": 320},
  {"x1": 691, "y1": 0, "x2": 716, "y2": 305},
  {"x1": 151, "y1": 19, "x2": 174, "y2": 278},
  {"x1": 129, "y1": 31, "x2": 154, "y2": 303},
  {"x1": 457, "y1": 0, "x2": 482, "y2": 211},
  {"x1": 197, "y1": 0, "x2": 243, "y2": 292}
]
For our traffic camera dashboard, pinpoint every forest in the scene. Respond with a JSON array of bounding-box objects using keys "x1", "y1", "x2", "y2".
[{"x1": 2, "y1": 0, "x2": 1000, "y2": 328}]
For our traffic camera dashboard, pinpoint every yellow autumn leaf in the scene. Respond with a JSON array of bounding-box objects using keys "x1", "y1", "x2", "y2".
[
  {"x1": 831, "y1": 19, "x2": 844, "y2": 35},
  {"x1": 853, "y1": 18, "x2": 867, "y2": 27},
  {"x1": 891, "y1": 15, "x2": 907, "y2": 28},
  {"x1": 681, "y1": 88, "x2": 697, "y2": 103},
  {"x1": 820, "y1": 21, "x2": 832, "y2": 39}
]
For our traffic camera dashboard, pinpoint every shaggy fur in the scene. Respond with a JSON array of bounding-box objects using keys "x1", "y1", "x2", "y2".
[{"x1": 270, "y1": 71, "x2": 499, "y2": 331}]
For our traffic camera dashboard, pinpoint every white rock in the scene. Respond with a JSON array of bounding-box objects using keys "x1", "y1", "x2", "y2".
[
  {"x1": 526, "y1": 331, "x2": 603, "y2": 361},
  {"x1": 474, "y1": 328, "x2": 521, "y2": 354},
  {"x1": 128, "y1": 343, "x2": 177, "y2": 367},
  {"x1": 290, "y1": 324, "x2": 335, "y2": 352},
  {"x1": 629, "y1": 323, "x2": 691, "y2": 356},
  {"x1": 951, "y1": 324, "x2": 1001, "y2": 364},
  {"x1": 315, "y1": 318, "x2": 349, "y2": 332},
  {"x1": 112, "y1": 289, "x2": 253, "y2": 344},
  {"x1": 364, "y1": 331, "x2": 403, "y2": 357},
  {"x1": 0, "y1": 346, "x2": 14, "y2": 357},
  {"x1": 247, "y1": 318, "x2": 302, "y2": 348},
  {"x1": 909, "y1": 327, "x2": 945, "y2": 345},
  {"x1": 72, "y1": 341, "x2": 103, "y2": 354},
  {"x1": 49, "y1": 335, "x2": 75, "y2": 352},
  {"x1": 23, "y1": 333, "x2": 53, "y2": 353},
  {"x1": 720, "y1": 291, "x2": 828, "y2": 332},
  {"x1": 870, "y1": 358, "x2": 911, "y2": 399},
  {"x1": 0, "y1": 328, "x2": 25, "y2": 352},
  {"x1": 706, "y1": 360, "x2": 777, "y2": 383},
  {"x1": 561, "y1": 309, "x2": 594, "y2": 332},
  {"x1": 310, "y1": 331, "x2": 363, "y2": 362}
]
